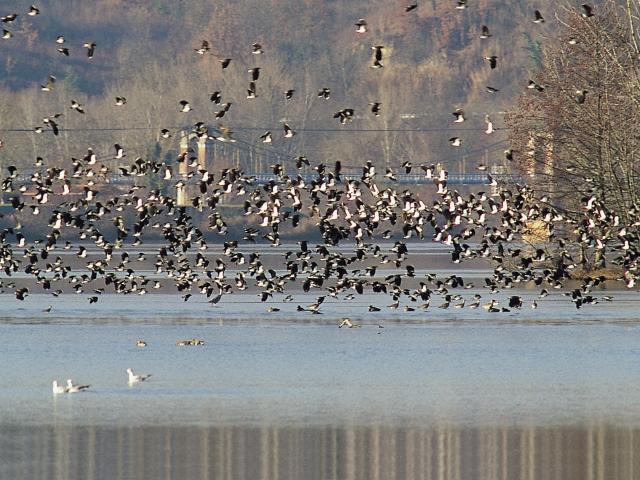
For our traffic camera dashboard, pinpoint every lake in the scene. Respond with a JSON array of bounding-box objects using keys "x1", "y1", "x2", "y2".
[{"x1": 1, "y1": 291, "x2": 640, "y2": 479}]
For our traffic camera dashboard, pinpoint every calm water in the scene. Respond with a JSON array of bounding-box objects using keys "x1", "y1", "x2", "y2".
[{"x1": 2, "y1": 292, "x2": 640, "y2": 479}]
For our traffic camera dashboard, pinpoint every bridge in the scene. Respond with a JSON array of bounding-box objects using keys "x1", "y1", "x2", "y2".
[
  {"x1": 1, "y1": 127, "x2": 520, "y2": 207},
  {"x1": 248, "y1": 172, "x2": 521, "y2": 185}
]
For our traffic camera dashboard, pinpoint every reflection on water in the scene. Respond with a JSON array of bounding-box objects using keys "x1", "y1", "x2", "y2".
[{"x1": 2, "y1": 423, "x2": 639, "y2": 480}]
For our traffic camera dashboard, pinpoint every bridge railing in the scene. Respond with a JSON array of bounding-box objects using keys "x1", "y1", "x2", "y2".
[
  {"x1": 8, "y1": 171, "x2": 524, "y2": 188},
  {"x1": 247, "y1": 172, "x2": 523, "y2": 185}
]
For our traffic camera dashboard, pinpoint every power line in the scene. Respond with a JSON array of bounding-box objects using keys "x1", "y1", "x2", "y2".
[{"x1": 0, "y1": 125, "x2": 508, "y2": 134}]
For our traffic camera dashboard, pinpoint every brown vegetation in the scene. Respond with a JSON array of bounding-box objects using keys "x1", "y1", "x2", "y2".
[
  {"x1": 0, "y1": 0, "x2": 556, "y2": 177},
  {"x1": 506, "y1": 0, "x2": 640, "y2": 219}
]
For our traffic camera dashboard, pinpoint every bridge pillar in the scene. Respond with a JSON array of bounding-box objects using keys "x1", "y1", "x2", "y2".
[
  {"x1": 177, "y1": 131, "x2": 189, "y2": 207},
  {"x1": 198, "y1": 136, "x2": 207, "y2": 171}
]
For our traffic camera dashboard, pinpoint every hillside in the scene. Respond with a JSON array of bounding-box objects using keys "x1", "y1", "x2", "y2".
[{"x1": 0, "y1": 0, "x2": 568, "y2": 175}]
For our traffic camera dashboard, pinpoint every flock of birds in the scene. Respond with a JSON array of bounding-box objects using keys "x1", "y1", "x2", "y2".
[
  {"x1": 0, "y1": 0, "x2": 636, "y2": 339},
  {"x1": 52, "y1": 367, "x2": 151, "y2": 394}
]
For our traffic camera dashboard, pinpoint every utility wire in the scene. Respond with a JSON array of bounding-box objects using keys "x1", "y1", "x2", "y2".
[{"x1": 0, "y1": 125, "x2": 508, "y2": 134}]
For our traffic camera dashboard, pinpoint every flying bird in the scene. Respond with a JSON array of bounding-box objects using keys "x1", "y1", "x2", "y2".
[
  {"x1": 484, "y1": 55, "x2": 498, "y2": 69},
  {"x1": 194, "y1": 40, "x2": 210, "y2": 55},
  {"x1": 581, "y1": 4, "x2": 594, "y2": 17},
  {"x1": 318, "y1": 87, "x2": 331, "y2": 99},
  {"x1": 70, "y1": 100, "x2": 85, "y2": 114},
  {"x1": 575, "y1": 89, "x2": 588, "y2": 104},
  {"x1": 40, "y1": 75, "x2": 56, "y2": 92},
  {"x1": 485, "y1": 114, "x2": 494, "y2": 134},
  {"x1": 1, "y1": 13, "x2": 18, "y2": 23},
  {"x1": 260, "y1": 131, "x2": 273, "y2": 143},
  {"x1": 247, "y1": 81, "x2": 257, "y2": 99},
  {"x1": 371, "y1": 45, "x2": 384, "y2": 68},
  {"x1": 248, "y1": 67, "x2": 260, "y2": 81},
  {"x1": 283, "y1": 123, "x2": 295, "y2": 138},
  {"x1": 114, "y1": 143, "x2": 125, "y2": 159},
  {"x1": 83, "y1": 41, "x2": 96, "y2": 58}
]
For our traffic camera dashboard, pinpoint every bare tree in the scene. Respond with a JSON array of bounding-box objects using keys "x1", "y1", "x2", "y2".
[{"x1": 507, "y1": 0, "x2": 640, "y2": 221}]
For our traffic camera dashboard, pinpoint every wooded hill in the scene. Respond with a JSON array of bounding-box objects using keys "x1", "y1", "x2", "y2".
[{"x1": 0, "y1": 0, "x2": 568, "y2": 175}]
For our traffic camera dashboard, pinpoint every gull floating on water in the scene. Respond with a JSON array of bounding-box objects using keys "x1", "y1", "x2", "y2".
[
  {"x1": 52, "y1": 380, "x2": 66, "y2": 394},
  {"x1": 66, "y1": 378, "x2": 90, "y2": 393},
  {"x1": 127, "y1": 368, "x2": 152, "y2": 384}
]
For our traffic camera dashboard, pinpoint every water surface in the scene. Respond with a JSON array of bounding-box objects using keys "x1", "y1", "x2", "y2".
[{"x1": 2, "y1": 292, "x2": 640, "y2": 479}]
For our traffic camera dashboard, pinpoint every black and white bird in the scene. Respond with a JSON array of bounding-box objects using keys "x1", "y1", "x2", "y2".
[
  {"x1": 248, "y1": 67, "x2": 260, "y2": 81},
  {"x1": 355, "y1": 18, "x2": 367, "y2": 33},
  {"x1": 27, "y1": 5, "x2": 40, "y2": 16},
  {"x1": 194, "y1": 40, "x2": 210, "y2": 55},
  {"x1": 284, "y1": 89, "x2": 295, "y2": 100},
  {"x1": 485, "y1": 114, "x2": 494, "y2": 134},
  {"x1": 527, "y1": 80, "x2": 545, "y2": 91},
  {"x1": 260, "y1": 131, "x2": 273, "y2": 143},
  {"x1": 405, "y1": 3, "x2": 418, "y2": 12},
  {"x1": 127, "y1": 368, "x2": 152, "y2": 384},
  {"x1": 480, "y1": 25, "x2": 492, "y2": 39},
  {"x1": 66, "y1": 379, "x2": 90, "y2": 393},
  {"x1": 371, "y1": 45, "x2": 384, "y2": 68},
  {"x1": 581, "y1": 4, "x2": 594, "y2": 18},
  {"x1": 251, "y1": 43, "x2": 263, "y2": 54},
  {"x1": 533, "y1": 10, "x2": 545, "y2": 24},
  {"x1": 449, "y1": 137, "x2": 462, "y2": 147},
  {"x1": 114, "y1": 96, "x2": 127, "y2": 106},
  {"x1": 283, "y1": 123, "x2": 295, "y2": 138},
  {"x1": 484, "y1": 55, "x2": 498, "y2": 69},
  {"x1": 370, "y1": 102, "x2": 381, "y2": 116},
  {"x1": 334, "y1": 108, "x2": 355, "y2": 124},
  {"x1": 452, "y1": 109, "x2": 465, "y2": 123},
  {"x1": 220, "y1": 58, "x2": 232, "y2": 69},
  {"x1": 41, "y1": 75, "x2": 56, "y2": 92},
  {"x1": 575, "y1": 89, "x2": 588, "y2": 104},
  {"x1": 1, "y1": 13, "x2": 18, "y2": 23},
  {"x1": 83, "y1": 41, "x2": 96, "y2": 58},
  {"x1": 318, "y1": 87, "x2": 331, "y2": 99},
  {"x1": 247, "y1": 81, "x2": 257, "y2": 99},
  {"x1": 42, "y1": 116, "x2": 59, "y2": 135},
  {"x1": 70, "y1": 100, "x2": 85, "y2": 114},
  {"x1": 114, "y1": 143, "x2": 125, "y2": 159},
  {"x1": 179, "y1": 100, "x2": 192, "y2": 112},
  {"x1": 2, "y1": 29, "x2": 12, "y2": 40}
]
